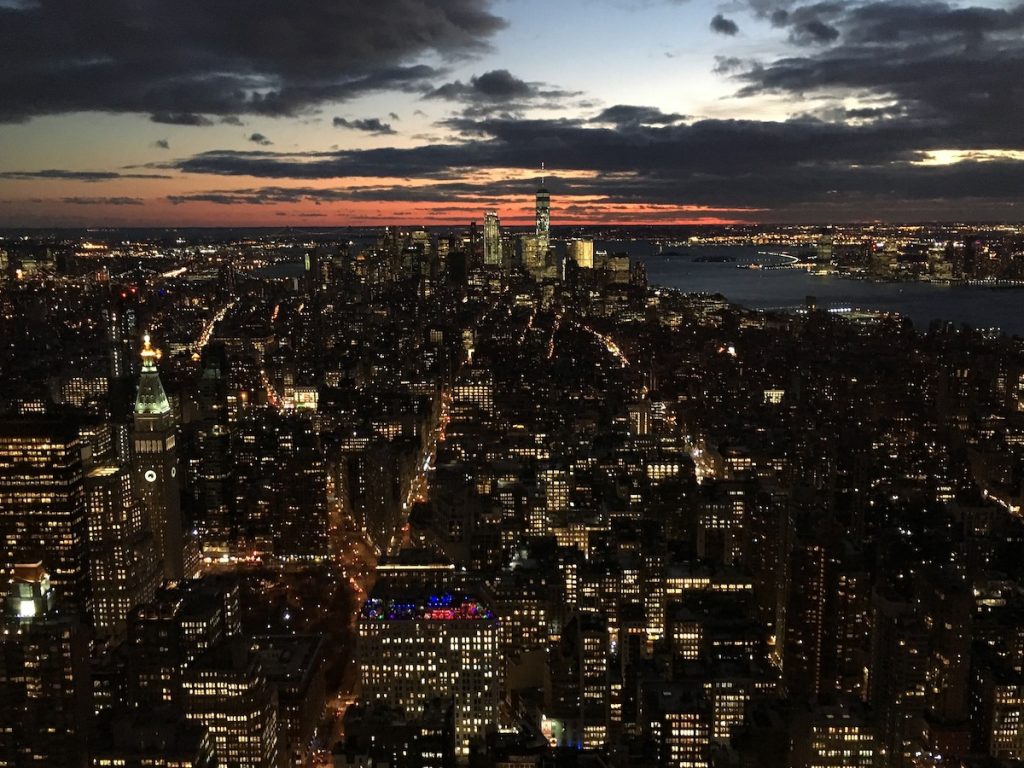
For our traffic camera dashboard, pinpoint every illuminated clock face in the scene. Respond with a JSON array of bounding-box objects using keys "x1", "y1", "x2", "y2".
[
  {"x1": 170, "y1": 466, "x2": 176, "y2": 478},
  {"x1": 144, "y1": 470, "x2": 157, "y2": 483}
]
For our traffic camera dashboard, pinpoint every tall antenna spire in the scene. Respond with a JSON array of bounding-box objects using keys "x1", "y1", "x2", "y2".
[{"x1": 541, "y1": 161, "x2": 545, "y2": 187}]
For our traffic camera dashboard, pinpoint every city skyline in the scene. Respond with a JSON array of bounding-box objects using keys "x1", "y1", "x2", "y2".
[{"x1": 2, "y1": 0, "x2": 1024, "y2": 227}]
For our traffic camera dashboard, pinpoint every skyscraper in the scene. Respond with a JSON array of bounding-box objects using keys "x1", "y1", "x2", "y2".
[
  {"x1": 483, "y1": 210, "x2": 502, "y2": 268},
  {"x1": 0, "y1": 563, "x2": 91, "y2": 768},
  {"x1": 0, "y1": 419, "x2": 90, "y2": 613},
  {"x1": 192, "y1": 344, "x2": 234, "y2": 555},
  {"x1": 536, "y1": 173, "x2": 550, "y2": 245},
  {"x1": 182, "y1": 639, "x2": 281, "y2": 768},
  {"x1": 132, "y1": 334, "x2": 184, "y2": 580},
  {"x1": 567, "y1": 239, "x2": 594, "y2": 269},
  {"x1": 85, "y1": 463, "x2": 161, "y2": 638}
]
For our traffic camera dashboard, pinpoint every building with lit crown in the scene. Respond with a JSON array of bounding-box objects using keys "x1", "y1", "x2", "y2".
[
  {"x1": 132, "y1": 334, "x2": 185, "y2": 580},
  {"x1": 357, "y1": 583, "x2": 500, "y2": 761}
]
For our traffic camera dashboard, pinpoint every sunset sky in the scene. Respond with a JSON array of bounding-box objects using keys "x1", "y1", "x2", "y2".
[{"x1": 1, "y1": 0, "x2": 1023, "y2": 227}]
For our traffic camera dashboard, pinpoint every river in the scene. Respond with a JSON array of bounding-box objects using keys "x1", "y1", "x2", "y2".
[{"x1": 610, "y1": 243, "x2": 1024, "y2": 337}]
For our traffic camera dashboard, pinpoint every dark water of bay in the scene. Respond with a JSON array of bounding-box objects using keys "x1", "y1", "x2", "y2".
[{"x1": 611, "y1": 243, "x2": 1024, "y2": 337}]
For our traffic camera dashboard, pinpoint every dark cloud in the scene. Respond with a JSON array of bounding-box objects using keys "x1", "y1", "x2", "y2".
[
  {"x1": 163, "y1": 106, "x2": 1024, "y2": 220},
  {"x1": 150, "y1": 112, "x2": 214, "y2": 127},
  {"x1": 332, "y1": 117, "x2": 397, "y2": 135},
  {"x1": 428, "y1": 69, "x2": 534, "y2": 102},
  {"x1": 792, "y1": 18, "x2": 840, "y2": 44},
  {"x1": 734, "y1": 0, "x2": 1024, "y2": 147},
  {"x1": 0, "y1": 0, "x2": 504, "y2": 122},
  {"x1": 424, "y1": 69, "x2": 578, "y2": 115},
  {"x1": 713, "y1": 56, "x2": 755, "y2": 75},
  {"x1": 591, "y1": 105, "x2": 686, "y2": 127},
  {"x1": 220, "y1": 116, "x2": 245, "y2": 126},
  {"x1": 0, "y1": 169, "x2": 171, "y2": 181},
  {"x1": 249, "y1": 133, "x2": 273, "y2": 146},
  {"x1": 61, "y1": 197, "x2": 145, "y2": 206},
  {"x1": 710, "y1": 14, "x2": 740, "y2": 35},
  {"x1": 389, "y1": 112, "x2": 401, "y2": 121},
  {"x1": 154, "y1": 139, "x2": 171, "y2": 150},
  {"x1": 759, "y1": 2, "x2": 844, "y2": 45}
]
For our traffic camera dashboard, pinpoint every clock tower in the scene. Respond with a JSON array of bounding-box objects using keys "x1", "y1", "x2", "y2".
[{"x1": 132, "y1": 334, "x2": 184, "y2": 580}]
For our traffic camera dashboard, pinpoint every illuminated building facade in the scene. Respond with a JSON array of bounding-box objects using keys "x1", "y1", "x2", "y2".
[
  {"x1": 132, "y1": 335, "x2": 185, "y2": 580},
  {"x1": 567, "y1": 239, "x2": 594, "y2": 269},
  {"x1": 971, "y1": 652, "x2": 1024, "y2": 760},
  {"x1": 535, "y1": 180, "x2": 550, "y2": 244},
  {"x1": 0, "y1": 419, "x2": 90, "y2": 613},
  {"x1": 483, "y1": 211, "x2": 502, "y2": 268},
  {"x1": 796, "y1": 705, "x2": 878, "y2": 768},
  {"x1": 357, "y1": 584, "x2": 500, "y2": 760},
  {"x1": 85, "y1": 464, "x2": 161, "y2": 638},
  {"x1": 181, "y1": 640, "x2": 281, "y2": 768},
  {"x1": 521, "y1": 235, "x2": 548, "y2": 278},
  {"x1": 641, "y1": 685, "x2": 711, "y2": 768}
]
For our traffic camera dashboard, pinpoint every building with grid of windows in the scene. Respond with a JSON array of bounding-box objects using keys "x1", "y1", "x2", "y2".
[
  {"x1": 181, "y1": 639, "x2": 280, "y2": 768},
  {"x1": 357, "y1": 583, "x2": 499, "y2": 761},
  {"x1": 0, "y1": 419, "x2": 90, "y2": 614},
  {"x1": 85, "y1": 463, "x2": 161, "y2": 638}
]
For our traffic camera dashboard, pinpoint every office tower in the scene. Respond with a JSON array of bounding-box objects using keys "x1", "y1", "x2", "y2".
[
  {"x1": 971, "y1": 650, "x2": 1024, "y2": 759},
  {"x1": 182, "y1": 639, "x2": 281, "y2": 768},
  {"x1": 640, "y1": 685, "x2": 711, "y2": 768},
  {"x1": 338, "y1": 699, "x2": 455, "y2": 768},
  {"x1": 520, "y1": 234, "x2": 548, "y2": 278},
  {"x1": 0, "y1": 563, "x2": 91, "y2": 768},
  {"x1": 105, "y1": 297, "x2": 140, "y2": 463},
  {"x1": 85, "y1": 463, "x2": 161, "y2": 638},
  {"x1": 869, "y1": 594, "x2": 928, "y2": 768},
  {"x1": 483, "y1": 211, "x2": 502, "y2": 267},
  {"x1": 271, "y1": 425, "x2": 329, "y2": 561},
  {"x1": 783, "y1": 540, "x2": 827, "y2": 699},
  {"x1": 79, "y1": 419, "x2": 116, "y2": 465},
  {"x1": 551, "y1": 611, "x2": 610, "y2": 749},
  {"x1": 917, "y1": 567, "x2": 973, "y2": 759},
  {"x1": 337, "y1": 440, "x2": 403, "y2": 557},
  {"x1": 535, "y1": 176, "x2": 550, "y2": 245},
  {"x1": 126, "y1": 577, "x2": 241, "y2": 711},
  {"x1": 792, "y1": 703, "x2": 878, "y2": 768},
  {"x1": 567, "y1": 239, "x2": 594, "y2": 269},
  {"x1": 132, "y1": 334, "x2": 184, "y2": 580},
  {"x1": 251, "y1": 635, "x2": 327, "y2": 768},
  {"x1": 828, "y1": 566, "x2": 871, "y2": 699},
  {"x1": 90, "y1": 713, "x2": 217, "y2": 768},
  {"x1": 60, "y1": 372, "x2": 110, "y2": 414},
  {"x1": 0, "y1": 419, "x2": 90, "y2": 613},
  {"x1": 193, "y1": 345, "x2": 234, "y2": 555},
  {"x1": 358, "y1": 582, "x2": 500, "y2": 760}
]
